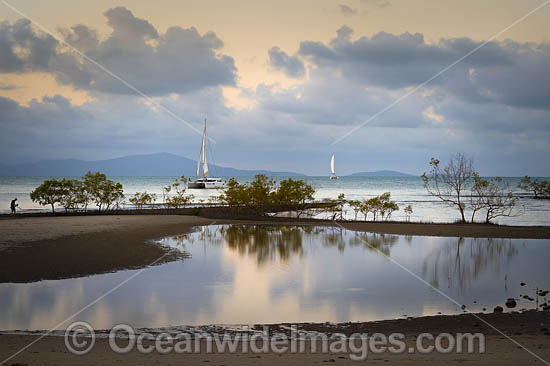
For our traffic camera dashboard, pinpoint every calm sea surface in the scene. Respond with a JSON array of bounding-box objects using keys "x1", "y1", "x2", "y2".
[
  {"x1": 1, "y1": 176, "x2": 549, "y2": 225},
  {"x1": 0, "y1": 225, "x2": 548, "y2": 330}
]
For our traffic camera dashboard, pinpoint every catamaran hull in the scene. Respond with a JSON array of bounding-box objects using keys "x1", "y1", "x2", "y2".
[
  {"x1": 188, "y1": 181, "x2": 205, "y2": 189},
  {"x1": 188, "y1": 178, "x2": 226, "y2": 189}
]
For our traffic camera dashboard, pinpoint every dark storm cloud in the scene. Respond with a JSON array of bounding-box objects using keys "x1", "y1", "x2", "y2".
[
  {"x1": 268, "y1": 46, "x2": 306, "y2": 78},
  {"x1": 104, "y1": 6, "x2": 158, "y2": 40},
  {"x1": 0, "y1": 87, "x2": 235, "y2": 164},
  {"x1": 1, "y1": 11, "x2": 549, "y2": 176},
  {"x1": 297, "y1": 27, "x2": 550, "y2": 110},
  {"x1": 249, "y1": 27, "x2": 549, "y2": 174},
  {"x1": 58, "y1": 24, "x2": 99, "y2": 52},
  {"x1": 0, "y1": 95, "x2": 89, "y2": 129},
  {"x1": 0, "y1": 22, "x2": 23, "y2": 72},
  {"x1": 0, "y1": 7, "x2": 237, "y2": 96},
  {"x1": 0, "y1": 19, "x2": 58, "y2": 73}
]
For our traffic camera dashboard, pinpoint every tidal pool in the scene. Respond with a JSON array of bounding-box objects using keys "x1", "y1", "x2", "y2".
[{"x1": 1, "y1": 224, "x2": 548, "y2": 330}]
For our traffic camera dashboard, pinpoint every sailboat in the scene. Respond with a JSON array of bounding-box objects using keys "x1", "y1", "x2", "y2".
[
  {"x1": 330, "y1": 154, "x2": 338, "y2": 179},
  {"x1": 188, "y1": 119, "x2": 226, "y2": 189}
]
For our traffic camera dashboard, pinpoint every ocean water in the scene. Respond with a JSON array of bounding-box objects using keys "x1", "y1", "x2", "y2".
[
  {"x1": 1, "y1": 225, "x2": 548, "y2": 330},
  {"x1": 1, "y1": 176, "x2": 549, "y2": 226}
]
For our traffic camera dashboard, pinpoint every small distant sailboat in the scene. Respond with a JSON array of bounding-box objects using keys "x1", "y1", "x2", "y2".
[
  {"x1": 330, "y1": 154, "x2": 338, "y2": 180},
  {"x1": 188, "y1": 119, "x2": 226, "y2": 189}
]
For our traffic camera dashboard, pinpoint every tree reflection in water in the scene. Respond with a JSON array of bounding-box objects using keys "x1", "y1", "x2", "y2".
[
  {"x1": 161, "y1": 226, "x2": 224, "y2": 252},
  {"x1": 421, "y1": 237, "x2": 519, "y2": 292},
  {"x1": 349, "y1": 232, "x2": 399, "y2": 256},
  {"x1": 219, "y1": 225, "x2": 306, "y2": 266},
  {"x1": 163, "y1": 225, "x2": 403, "y2": 265},
  {"x1": 162, "y1": 226, "x2": 520, "y2": 292},
  {"x1": 321, "y1": 226, "x2": 346, "y2": 252}
]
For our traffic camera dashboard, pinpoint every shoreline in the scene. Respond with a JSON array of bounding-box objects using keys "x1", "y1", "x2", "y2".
[
  {"x1": 2, "y1": 212, "x2": 550, "y2": 241},
  {"x1": 2, "y1": 310, "x2": 548, "y2": 337},
  {"x1": 0, "y1": 216, "x2": 213, "y2": 283},
  {"x1": 221, "y1": 217, "x2": 550, "y2": 239},
  {"x1": 1, "y1": 311, "x2": 549, "y2": 365},
  {"x1": 1, "y1": 214, "x2": 548, "y2": 283}
]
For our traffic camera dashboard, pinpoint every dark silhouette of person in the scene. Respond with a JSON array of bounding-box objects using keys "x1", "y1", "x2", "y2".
[{"x1": 11, "y1": 198, "x2": 18, "y2": 214}]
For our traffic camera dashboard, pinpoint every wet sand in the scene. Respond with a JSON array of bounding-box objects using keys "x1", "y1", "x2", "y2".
[
  {"x1": 339, "y1": 220, "x2": 550, "y2": 239},
  {"x1": 2, "y1": 215, "x2": 549, "y2": 248},
  {"x1": 1, "y1": 215, "x2": 549, "y2": 282},
  {"x1": 0, "y1": 215, "x2": 214, "y2": 248},
  {"x1": 1, "y1": 311, "x2": 549, "y2": 365},
  {"x1": 0, "y1": 216, "x2": 214, "y2": 283},
  {"x1": 1, "y1": 215, "x2": 549, "y2": 364}
]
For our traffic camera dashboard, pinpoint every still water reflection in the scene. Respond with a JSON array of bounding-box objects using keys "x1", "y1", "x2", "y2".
[{"x1": 0, "y1": 225, "x2": 548, "y2": 330}]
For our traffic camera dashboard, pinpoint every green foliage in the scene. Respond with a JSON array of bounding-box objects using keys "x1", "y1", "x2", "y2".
[
  {"x1": 518, "y1": 176, "x2": 550, "y2": 198},
  {"x1": 359, "y1": 196, "x2": 378, "y2": 221},
  {"x1": 248, "y1": 174, "x2": 276, "y2": 215},
  {"x1": 59, "y1": 178, "x2": 89, "y2": 211},
  {"x1": 358, "y1": 192, "x2": 399, "y2": 221},
  {"x1": 219, "y1": 175, "x2": 316, "y2": 216},
  {"x1": 30, "y1": 179, "x2": 67, "y2": 213},
  {"x1": 471, "y1": 174, "x2": 519, "y2": 223},
  {"x1": 129, "y1": 191, "x2": 157, "y2": 209},
  {"x1": 378, "y1": 192, "x2": 399, "y2": 221},
  {"x1": 83, "y1": 171, "x2": 124, "y2": 211},
  {"x1": 164, "y1": 176, "x2": 194, "y2": 209},
  {"x1": 404, "y1": 205, "x2": 413, "y2": 222},
  {"x1": 219, "y1": 178, "x2": 248, "y2": 207},
  {"x1": 275, "y1": 178, "x2": 315, "y2": 217},
  {"x1": 30, "y1": 172, "x2": 123, "y2": 212},
  {"x1": 324, "y1": 193, "x2": 346, "y2": 221},
  {"x1": 348, "y1": 199, "x2": 362, "y2": 220}
]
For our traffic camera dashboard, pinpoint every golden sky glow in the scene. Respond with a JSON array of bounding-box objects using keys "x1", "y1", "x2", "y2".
[
  {"x1": 2, "y1": 0, "x2": 549, "y2": 106},
  {"x1": 0, "y1": 72, "x2": 93, "y2": 105}
]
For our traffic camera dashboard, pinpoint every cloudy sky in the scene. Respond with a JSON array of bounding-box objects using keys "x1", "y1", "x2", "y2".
[{"x1": 1, "y1": 0, "x2": 549, "y2": 175}]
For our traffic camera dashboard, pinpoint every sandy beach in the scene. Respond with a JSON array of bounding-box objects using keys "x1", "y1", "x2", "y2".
[
  {"x1": 1, "y1": 311, "x2": 549, "y2": 365},
  {"x1": 1, "y1": 214, "x2": 549, "y2": 365},
  {"x1": 2, "y1": 214, "x2": 550, "y2": 248},
  {"x1": 0, "y1": 215, "x2": 213, "y2": 282},
  {"x1": 0, "y1": 215, "x2": 214, "y2": 248}
]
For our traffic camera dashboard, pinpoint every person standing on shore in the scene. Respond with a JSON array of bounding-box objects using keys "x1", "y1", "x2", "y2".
[{"x1": 10, "y1": 198, "x2": 18, "y2": 215}]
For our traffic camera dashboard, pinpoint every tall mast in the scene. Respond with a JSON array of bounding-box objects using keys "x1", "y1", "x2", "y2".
[
  {"x1": 202, "y1": 119, "x2": 209, "y2": 178},
  {"x1": 196, "y1": 123, "x2": 203, "y2": 177}
]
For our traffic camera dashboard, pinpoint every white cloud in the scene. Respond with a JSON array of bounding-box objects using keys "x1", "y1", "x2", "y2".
[{"x1": 423, "y1": 106, "x2": 444, "y2": 123}]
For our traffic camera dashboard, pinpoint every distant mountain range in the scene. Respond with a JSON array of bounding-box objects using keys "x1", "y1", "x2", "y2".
[
  {"x1": 0, "y1": 153, "x2": 415, "y2": 177},
  {"x1": 349, "y1": 170, "x2": 415, "y2": 177},
  {"x1": 0, "y1": 153, "x2": 305, "y2": 177}
]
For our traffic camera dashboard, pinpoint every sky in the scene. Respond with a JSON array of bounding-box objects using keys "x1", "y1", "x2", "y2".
[{"x1": 1, "y1": 0, "x2": 549, "y2": 176}]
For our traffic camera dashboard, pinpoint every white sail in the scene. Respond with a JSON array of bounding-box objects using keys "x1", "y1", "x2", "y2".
[
  {"x1": 202, "y1": 120, "x2": 209, "y2": 177},
  {"x1": 196, "y1": 122, "x2": 204, "y2": 177},
  {"x1": 330, "y1": 154, "x2": 335, "y2": 175},
  {"x1": 196, "y1": 119, "x2": 210, "y2": 177},
  {"x1": 189, "y1": 118, "x2": 225, "y2": 189},
  {"x1": 202, "y1": 125, "x2": 209, "y2": 177},
  {"x1": 196, "y1": 141, "x2": 202, "y2": 177}
]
